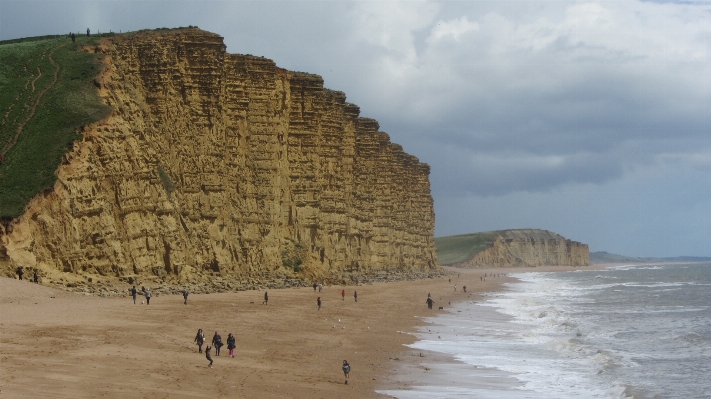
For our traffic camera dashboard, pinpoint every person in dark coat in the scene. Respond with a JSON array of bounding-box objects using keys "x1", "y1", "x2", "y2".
[
  {"x1": 212, "y1": 332, "x2": 223, "y2": 356},
  {"x1": 263, "y1": 291, "x2": 268, "y2": 305},
  {"x1": 205, "y1": 345, "x2": 213, "y2": 368},
  {"x1": 342, "y1": 360, "x2": 351, "y2": 384},
  {"x1": 86, "y1": 28, "x2": 90, "y2": 37},
  {"x1": 426, "y1": 295, "x2": 434, "y2": 310},
  {"x1": 16, "y1": 266, "x2": 24, "y2": 280},
  {"x1": 71, "y1": 33, "x2": 75, "y2": 42},
  {"x1": 131, "y1": 286, "x2": 137, "y2": 304},
  {"x1": 317, "y1": 296, "x2": 322, "y2": 311},
  {"x1": 183, "y1": 290, "x2": 189, "y2": 305},
  {"x1": 194, "y1": 329, "x2": 205, "y2": 353},
  {"x1": 33, "y1": 271, "x2": 39, "y2": 283},
  {"x1": 227, "y1": 333, "x2": 236, "y2": 357}
]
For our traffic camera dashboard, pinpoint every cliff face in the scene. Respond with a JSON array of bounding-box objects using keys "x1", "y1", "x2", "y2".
[
  {"x1": 1, "y1": 29, "x2": 438, "y2": 284},
  {"x1": 450, "y1": 229, "x2": 589, "y2": 268}
]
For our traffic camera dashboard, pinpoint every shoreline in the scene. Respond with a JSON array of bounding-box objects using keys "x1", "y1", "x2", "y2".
[
  {"x1": 0, "y1": 265, "x2": 601, "y2": 398},
  {"x1": 379, "y1": 264, "x2": 613, "y2": 398}
]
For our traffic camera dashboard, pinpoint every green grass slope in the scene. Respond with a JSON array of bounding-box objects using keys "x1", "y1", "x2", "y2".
[
  {"x1": 435, "y1": 231, "x2": 498, "y2": 266},
  {"x1": 0, "y1": 34, "x2": 112, "y2": 219}
]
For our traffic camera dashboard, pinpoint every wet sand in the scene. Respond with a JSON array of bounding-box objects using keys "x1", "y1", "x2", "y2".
[{"x1": 0, "y1": 266, "x2": 595, "y2": 398}]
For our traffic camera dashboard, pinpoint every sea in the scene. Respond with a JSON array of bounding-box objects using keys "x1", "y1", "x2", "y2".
[{"x1": 378, "y1": 263, "x2": 711, "y2": 399}]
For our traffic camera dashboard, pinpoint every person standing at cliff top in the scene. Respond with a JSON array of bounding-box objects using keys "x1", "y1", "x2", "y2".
[
  {"x1": 317, "y1": 296, "x2": 322, "y2": 311},
  {"x1": 86, "y1": 28, "x2": 90, "y2": 37},
  {"x1": 341, "y1": 289, "x2": 345, "y2": 301},
  {"x1": 183, "y1": 290, "x2": 189, "y2": 305},
  {"x1": 131, "y1": 286, "x2": 137, "y2": 304}
]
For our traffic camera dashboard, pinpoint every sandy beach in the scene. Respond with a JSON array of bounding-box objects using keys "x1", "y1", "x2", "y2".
[{"x1": 0, "y1": 266, "x2": 594, "y2": 398}]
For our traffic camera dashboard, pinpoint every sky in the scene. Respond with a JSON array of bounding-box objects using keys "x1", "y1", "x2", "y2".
[{"x1": 2, "y1": 0, "x2": 711, "y2": 257}]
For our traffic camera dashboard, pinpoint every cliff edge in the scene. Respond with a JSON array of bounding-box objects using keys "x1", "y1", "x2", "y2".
[
  {"x1": 0, "y1": 28, "x2": 439, "y2": 292},
  {"x1": 436, "y1": 229, "x2": 589, "y2": 268}
]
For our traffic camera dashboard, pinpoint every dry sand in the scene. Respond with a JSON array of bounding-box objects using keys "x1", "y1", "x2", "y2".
[{"x1": 0, "y1": 266, "x2": 598, "y2": 398}]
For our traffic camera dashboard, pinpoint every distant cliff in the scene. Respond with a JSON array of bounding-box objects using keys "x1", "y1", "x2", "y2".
[
  {"x1": 0, "y1": 28, "x2": 439, "y2": 288},
  {"x1": 436, "y1": 229, "x2": 589, "y2": 268}
]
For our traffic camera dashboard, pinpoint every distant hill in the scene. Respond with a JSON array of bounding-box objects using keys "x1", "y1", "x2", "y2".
[
  {"x1": 435, "y1": 229, "x2": 589, "y2": 268},
  {"x1": 591, "y1": 251, "x2": 711, "y2": 264}
]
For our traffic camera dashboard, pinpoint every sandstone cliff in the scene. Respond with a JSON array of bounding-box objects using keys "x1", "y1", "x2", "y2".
[
  {"x1": 0, "y1": 28, "x2": 438, "y2": 289},
  {"x1": 438, "y1": 229, "x2": 589, "y2": 268}
]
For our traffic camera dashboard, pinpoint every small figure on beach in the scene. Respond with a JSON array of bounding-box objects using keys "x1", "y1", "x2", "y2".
[
  {"x1": 144, "y1": 289, "x2": 152, "y2": 305},
  {"x1": 33, "y1": 270, "x2": 39, "y2": 283},
  {"x1": 194, "y1": 329, "x2": 205, "y2": 353},
  {"x1": 205, "y1": 345, "x2": 213, "y2": 368},
  {"x1": 317, "y1": 296, "x2": 322, "y2": 311},
  {"x1": 342, "y1": 360, "x2": 351, "y2": 384},
  {"x1": 448, "y1": 278, "x2": 451, "y2": 283},
  {"x1": 426, "y1": 296, "x2": 434, "y2": 309},
  {"x1": 354, "y1": 290, "x2": 358, "y2": 302},
  {"x1": 183, "y1": 289, "x2": 189, "y2": 305},
  {"x1": 318, "y1": 283, "x2": 323, "y2": 292},
  {"x1": 131, "y1": 286, "x2": 137, "y2": 304},
  {"x1": 454, "y1": 284, "x2": 457, "y2": 292},
  {"x1": 313, "y1": 283, "x2": 318, "y2": 291},
  {"x1": 227, "y1": 333, "x2": 236, "y2": 357},
  {"x1": 212, "y1": 332, "x2": 223, "y2": 356},
  {"x1": 463, "y1": 285, "x2": 467, "y2": 293},
  {"x1": 263, "y1": 291, "x2": 268, "y2": 305},
  {"x1": 341, "y1": 289, "x2": 345, "y2": 301},
  {"x1": 16, "y1": 266, "x2": 24, "y2": 280}
]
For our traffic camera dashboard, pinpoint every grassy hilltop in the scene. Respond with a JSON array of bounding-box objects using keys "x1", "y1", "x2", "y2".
[
  {"x1": 0, "y1": 34, "x2": 111, "y2": 219},
  {"x1": 435, "y1": 231, "x2": 499, "y2": 266}
]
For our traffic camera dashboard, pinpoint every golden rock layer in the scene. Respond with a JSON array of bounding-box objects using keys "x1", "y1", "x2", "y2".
[
  {"x1": 452, "y1": 229, "x2": 589, "y2": 268},
  {"x1": 1, "y1": 28, "x2": 438, "y2": 284}
]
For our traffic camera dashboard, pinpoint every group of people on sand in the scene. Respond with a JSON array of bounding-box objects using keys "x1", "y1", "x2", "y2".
[
  {"x1": 194, "y1": 329, "x2": 237, "y2": 368},
  {"x1": 130, "y1": 285, "x2": 153, "y2": 304},
  {"x1": 15, "y1": 266, "x2": 40, "y2": 283}
]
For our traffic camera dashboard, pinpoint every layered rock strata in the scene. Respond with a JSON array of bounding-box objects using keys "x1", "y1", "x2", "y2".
[
  {"x1": 0, "y1": 28, "x2": 438, "y2": 287},
  {"x1": 450, "y1": 229, "x2": 589, "y2": 268}
]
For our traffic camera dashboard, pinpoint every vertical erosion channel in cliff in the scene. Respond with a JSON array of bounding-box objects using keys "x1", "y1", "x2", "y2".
[{"x1": 1, "y1": 28, "x2": 439, "y2": 286}]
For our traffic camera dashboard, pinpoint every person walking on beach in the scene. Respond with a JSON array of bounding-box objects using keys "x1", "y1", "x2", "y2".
[
  {"x1": 313, "y1": 283, "x2": 318, "y2": 291},
  {"x1": 463, "y1": 285, "x2": 467, "y2": 293},
  {"x1": 318, "y1": 283, "x2": 323, "y2": 292},
  {"x1": 194, "y1": 329, "x2": 205, "y2": 353},
  {"x1": 205, "y1": 345, "x2": 213, "y2": 368},
  {"x1": 183, "y1": 290, "x2": 189, "y2": 305},
  {"x1": 454, "y1": 284, "x2": 457, "y2": 292},
  {"x1": 341, "y1": 289, "x2": 345, "y2": 301},
  {"x1": 426, "y1": 295, "x2": 434, "y2": 310},
  {"x1": 33, "y1": 270, "x2": 39, "y2": 283},
  {"x1": 212, "y1": 332, "x2": 223, "y2": 356},
  {"x1": 227, "y1": 333, "x2": 236, "y2": 358},
  {"x1": 354, "y1": 290, "x2": 358, "y2": 302},
  {"x1": 342, "y1": 360, "x2": 351, "y2": 384},
  {"x1": 131, "y1": 286, "x2": 137, "y2": 304},
  {"x1": 145, "y1": 289, "x2": 152, "y2": 305},
  {"x1": 16, "y1": 266, "x2": 24, "y2": 280},
  {"x1": 317, "y1": 296, "x2": 322, "y2": 311},
  {"x1": 263, "y1": 291, "x2": 268, "y2": 305}
]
